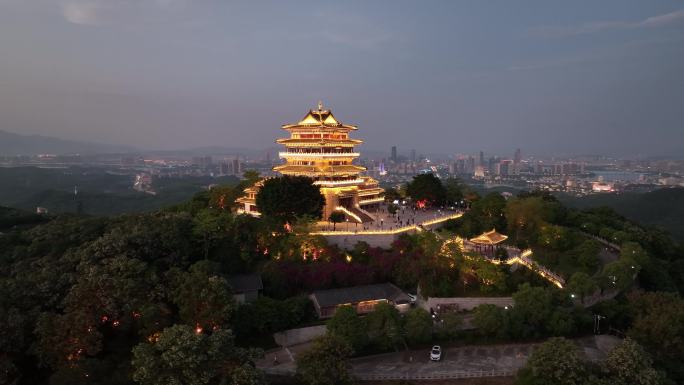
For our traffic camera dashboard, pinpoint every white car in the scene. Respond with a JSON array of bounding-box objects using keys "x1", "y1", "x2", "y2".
[{"x1": 430, "y1": 345, "x2": 442, "y2": 361}]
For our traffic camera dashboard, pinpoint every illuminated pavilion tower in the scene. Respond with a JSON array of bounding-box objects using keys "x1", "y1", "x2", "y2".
[{"x1": 237, "y1": 102, "x2": 384, "y2": 223}]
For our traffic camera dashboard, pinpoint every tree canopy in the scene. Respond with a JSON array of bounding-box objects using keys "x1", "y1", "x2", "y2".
[
  {"x1": 255, "y1": 176, "x2": 325, "y2": 224},
  {"x1": 296, "y1": 335, "x2": 354, "y2": 385},
  {"x1": 406, "y1": 173, "x2": 446, "y2": 207},
  {"x1": 515, "y1": 337, "x2": 588, "y2": 385}
]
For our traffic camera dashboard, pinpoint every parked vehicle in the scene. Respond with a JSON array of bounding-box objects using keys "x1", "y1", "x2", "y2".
[{"x1": 430, "y1": 345, "x2": 442, "y2": 361}]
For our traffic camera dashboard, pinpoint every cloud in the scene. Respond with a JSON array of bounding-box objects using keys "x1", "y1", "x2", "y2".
[
  {"x1": 62, "y1": 2, "x2": 101, "y2": 25},
  {"x1": 531, "y1": 9, "x2": 684, "y2": 38},
  {"x1": 60, "y1": 0, "x2": 188, "y2": 26},
  {"x1": 311, "y1": 8, "x2": 396, "y2": 51},
  {"x1": 641, "y1": 9, "x2": 684, "y2": 27}
]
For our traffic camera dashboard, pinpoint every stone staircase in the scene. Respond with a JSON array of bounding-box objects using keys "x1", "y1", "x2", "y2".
[
  {"x1": 347, "y1": 206, "x2": 375, "y2": 223},
  {"x1": 335, "y1": 206, "x2": 375, "y2": 223}
]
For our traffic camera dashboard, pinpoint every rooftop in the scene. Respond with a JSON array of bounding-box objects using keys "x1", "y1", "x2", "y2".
[
  {"x1": 469, "y1": 229, "x2": 509, "y2": 245},
  {"x1": 282, "y1": 102, "x2": 358, "y2": 130},
  {"x1": 311, "y1": 283, "x2": 410, "y2": 308}
]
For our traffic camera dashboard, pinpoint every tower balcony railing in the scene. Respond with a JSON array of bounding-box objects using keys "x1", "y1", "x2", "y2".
[
  {"x1": 279, "y1": 151, "x2": 360, "y2": 159},
  {"x1": 313, "y1": 178, "x2": 365, "y2": 187},
  {"x1": 359, "y1": 197, "x2": 385, "y2": 205}
]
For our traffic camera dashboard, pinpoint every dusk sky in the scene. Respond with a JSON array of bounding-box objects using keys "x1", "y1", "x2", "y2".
[{"x1": 0, "y1": 0, "x2": 683, "y2": 157}]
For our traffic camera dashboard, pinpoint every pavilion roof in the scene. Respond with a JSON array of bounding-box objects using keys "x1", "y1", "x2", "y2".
[{"x1": 469, "y1": 229, "x2": 508, "y2": 245}]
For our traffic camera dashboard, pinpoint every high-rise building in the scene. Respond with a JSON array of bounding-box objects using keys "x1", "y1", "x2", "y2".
[
  {"x1": 391, "y1": 146, "x2": 397, "y2": 163},
  {"x1": 231, "y1": 158, "x2": 241, "y2": 176},
  {"x1": 488, "y1": 157, "x2": 499, "y2": 175},
  {"x1": 237, "y1": 102, "x2": 384, "y2": 221},
  {"x1": 500, "y1": 160, "x2": 513, "y2": 176},
  {"x1": 467, "y1": 156, "x2": 475, "y2": 174},
  {"x1": 192, "y1": 156, "x2": 213, "y2": 170},
  {"x1": 479, "y1": 151, "x2": 485, "y2": 167},
  {"x1": 410, "y1": 149, "x2": 416, "y2": 162},
  {"x1": 449, "y1": 161, "x2": 456, "y2": 175}
]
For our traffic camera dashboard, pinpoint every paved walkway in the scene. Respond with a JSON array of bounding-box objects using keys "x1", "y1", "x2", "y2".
[{"x1": 317, "y1": 206, "x2": 460, "y2": 233}]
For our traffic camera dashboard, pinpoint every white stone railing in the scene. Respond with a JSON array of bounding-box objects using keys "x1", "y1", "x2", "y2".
[{"x1": 279, "y1": 152, "x2": 360, "y2": 158}]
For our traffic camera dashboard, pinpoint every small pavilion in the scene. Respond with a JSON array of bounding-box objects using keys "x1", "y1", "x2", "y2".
[{"x1": 469, "y1": 229, "x2": 508, "y2": 256}]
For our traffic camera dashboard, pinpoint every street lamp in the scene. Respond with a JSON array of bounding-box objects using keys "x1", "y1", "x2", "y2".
[{"x1": 593, "y1": 314, "x2": 606, "y2": 334}]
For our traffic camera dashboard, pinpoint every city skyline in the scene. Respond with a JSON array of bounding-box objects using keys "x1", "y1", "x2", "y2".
[{"x1": 0, "y1": 1, "x2": 683, "y2": 156}]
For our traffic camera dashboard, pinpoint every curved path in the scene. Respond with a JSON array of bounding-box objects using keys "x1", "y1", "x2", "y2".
[{"x1": 258, "y1": 336, "x2": 620, "y2": 381}]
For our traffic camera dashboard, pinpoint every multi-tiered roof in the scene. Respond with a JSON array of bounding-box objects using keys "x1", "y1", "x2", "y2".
[
  {"x1": 237, "y1": 102, "x2": 384, "y2": 223},
  {"x1": 274, "y1": 102, "x2": 366, "y2": 182}
]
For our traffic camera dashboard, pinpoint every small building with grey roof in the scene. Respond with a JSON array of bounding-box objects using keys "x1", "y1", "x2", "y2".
[
  {"x1": 227, "y1": 274, "x2": 263, "y2": 304},
  {"x1": 309, "y1": 283, "x2": 410, "y2": 319}
]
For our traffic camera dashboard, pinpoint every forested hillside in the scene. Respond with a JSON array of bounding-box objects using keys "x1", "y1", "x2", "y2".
[
  {"x1": 558, "y1": 187, "x2": 684, "y2": 243},
  {"x1": 0, "y1": 167, "x2": 239, "y2": 216},
  {"x1": 1, "y1": 178, "x2": 684, "y2": 384}
]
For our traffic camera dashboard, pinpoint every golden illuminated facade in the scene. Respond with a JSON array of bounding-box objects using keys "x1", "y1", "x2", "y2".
[{"x1": 237, "y1": 102, "x2": 384, "y2": 222}]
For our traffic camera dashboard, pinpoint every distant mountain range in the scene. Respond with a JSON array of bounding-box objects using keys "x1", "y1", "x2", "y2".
[{"x1": 0, "y1": 130, "x2": 135, "y2": 156}]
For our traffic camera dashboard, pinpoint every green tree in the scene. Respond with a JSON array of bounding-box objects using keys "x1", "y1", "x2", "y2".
[
  {"x1": 546, "y1": 307, "x2": 577, "y2": 336},
  {"x1": 600, "y1": 260, "x2": 638, "y2": 291},
  {"x1": 384, "y1": 187, "x2": 402, "y2": 203},
  {"x1": 231, "y1": 364, "x2": 268, "y2": 385},
  {"x1": 328, "y1": 211, "x2": 345, "y2": 231},
  {"x1": 601, "y1": 338, "x2": 662, "y2": 385},
  {"x1": 505, "y1": 197, "x2": 547, "y2": 245},
  {"x1": 406, "y1": 173, "x2": 446, "y2": 207},
  {"x1": 621, "y1": 242, "x2": 650, "y2": 266},
  {"x1": 469, "y1": 192, "x2": 507, "y2": 231},
  {"x1": 515, "y1": 337, "x2": 588, "y2": 385},
  {"x1": 538, "y1": 224, "x2": 571, "y2": 250},
  {"x1": 567, "y1": 272, "x2": 598, "y2": 301},
  {"x1": 511, "y1": 283, "x2": 554, "y2": 337},
  {"x1": 256, "y1": 176, "x2": 325, "y2": 224},
  {"x1": 473, "y1": 304, "x2": 506, "y2": 338},
  {"x1": 465, "y1": 256, "x2": 507, "y2": 293},
  {"x1": 131, "y1": 325, "x2": 261, "y2": 385},
  {"x1": 0, "y1": 356, "x2": 19, "y2": 385},
  {"x1": 627, "y1": 292, "x2": 684, "y2": 381},
  {"x1": 171, "y1": 262, "x2": 234, "y2": 332},
  {"x1": 435, "y1": 311, "x2": 462, "y2": 341},
  {"x1": 366, "y1": 302, "x2": 404, "y2": 350},
  {"x1": 403, "y1": 308, "x2": 432, "y2": 346},
  {"x1": 327, "y1": 305, "x2": 368, "y2": 352},
  {"x1": 573, "y1": 239, "x2": 601, "y2": 272},
  {"x1": 443, "y1": 177, "x2": 465, "y2": 204},
  {"x1": 296, "y1": 335, "x2": 354, "y2": 385},
  {"x1": 34, "y1": 311, "x2": 103, "y2": 369},
  {"x1": 192, "y1": 208, "x2": 232, "y2": 259},
  {"x1": 242, "y1": 170, "x2": 261, "y2": 184}
]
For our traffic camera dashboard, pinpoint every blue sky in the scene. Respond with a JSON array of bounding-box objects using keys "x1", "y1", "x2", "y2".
[{"x1": 0, "y1": 0, "x2": 682, "y2": 156}]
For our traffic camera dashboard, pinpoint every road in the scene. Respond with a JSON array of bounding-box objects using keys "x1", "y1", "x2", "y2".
[{"x1": 257, "y1": 335, "x2": 620, "y2": 381}]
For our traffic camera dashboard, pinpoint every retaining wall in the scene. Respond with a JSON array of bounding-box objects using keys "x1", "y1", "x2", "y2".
[
  {"x1": 273, "y1": 325, "x2": 327, "y2": 347},
  {"x1": 424, "y1": 296, "x2": 514, "y2": 312}
]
